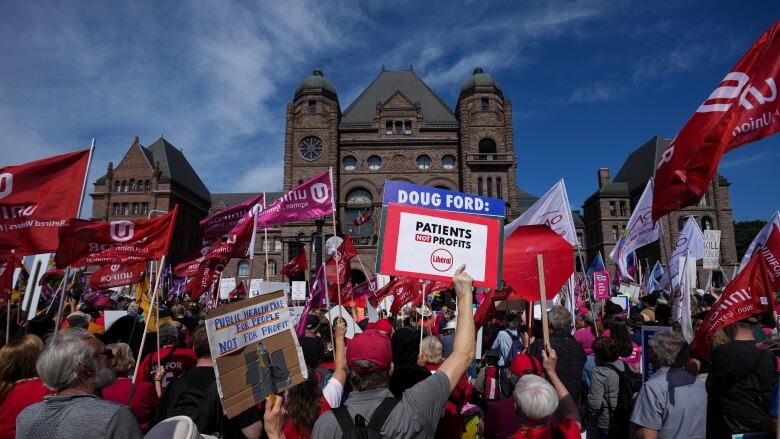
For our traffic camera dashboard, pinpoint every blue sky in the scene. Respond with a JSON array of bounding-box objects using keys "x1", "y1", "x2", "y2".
[{"x1": 0, "y1": 0, "x2": 778, "y2": 221}]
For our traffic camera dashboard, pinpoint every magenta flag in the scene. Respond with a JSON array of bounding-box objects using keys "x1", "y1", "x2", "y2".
[
  {"x1": 200, "y1": 193, "x2": 264, "y2": 241},
  {"x1": 256, "y1": 169, "x2": 334, "y2": 230}
]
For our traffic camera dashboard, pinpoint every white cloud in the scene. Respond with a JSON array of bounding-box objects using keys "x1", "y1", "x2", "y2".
[
  {"x1": 233, "y1": 162, "x2": 285, "y2": 193},
  {"x1": 569, "y1": 83, "x2": 625, "y2": 103}
]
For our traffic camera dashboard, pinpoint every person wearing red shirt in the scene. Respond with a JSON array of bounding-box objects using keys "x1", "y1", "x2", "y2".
[
  {"x1": 508, "y1": 346, "x2": 581, "y2": 439},
  {"x1": 0, "y1": 335, "x2": 52, "y2": 439},
  {"x1": 134, "y1": 323, "x2": 196, "y2": 389}
]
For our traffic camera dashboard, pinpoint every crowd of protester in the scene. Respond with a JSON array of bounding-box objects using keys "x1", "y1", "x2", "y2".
[{"x1": 0, "y1": 268, "x2": 778, "y2": 439}]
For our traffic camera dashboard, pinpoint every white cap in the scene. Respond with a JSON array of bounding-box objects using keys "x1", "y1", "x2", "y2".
[{"x1": 144, "y1": 416, "x2": 218, "y2": 439}]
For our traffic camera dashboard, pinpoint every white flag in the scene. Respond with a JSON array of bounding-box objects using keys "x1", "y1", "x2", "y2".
[
  {"x1": 737, "y1": 210, "x2": 780, "y2": 273},
  {"x1": 672, "y1": 251, "x2": 696, "y2": 342},
  {"x1": 663, "y1": 216, "x2": 705, "y2": 288},
  {"x1": 505, "y1": 179, "x2": 577, "y2": 246},
  {"x1": 609, "y1": 179, "x2": 661, "y2": 280}
]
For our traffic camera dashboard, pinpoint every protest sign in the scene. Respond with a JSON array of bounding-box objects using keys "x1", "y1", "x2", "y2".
[
  {"x1": 205, "y1": 292, "x2": 306, "y2": 418},
  {"x1": 641, "y1": 326, "x2": 672, "y2": 382},
  {"x1": 291, "y1": 281, "x2": 306, "y2": 301},
  {"x1": 104, "y1": 310, "x2": 128, "y2": 331},
  {"x1": 377, "y1": 203, "x2": 502, "y2": 288},
  {"x1": 289, "y1": 306, "x2": 305, "y2": 327},
  {"x1": 618, "y1": 283, "x2": 640, "y2": 301},
  {"x1": 592, "y1": 271, "x2": 610, "y2": 300},
  {"x1": 383, "y1": 180, "x2": 506, "y2": 217},
  {"x1": 219, "y1": 277, "x2": 236, "y2": 300},
  {"x1": 503, "y1": 225, "x2": 573, "y2": 302},
  {"x1": 703, "y1": 229, "x2": 721, "y2": 270},
  {"x1": 610, "y1": 295, "x2": 630, "y2": 318},
  {"x1": 326, "y1": 305, "x2": 362, "y2": 339},
  {"x1": 249, "y1": 280, "x2": 289, "y2": 298},
  {"x1": 21, "y1": 253, "x2": 51, "y2": 320}
]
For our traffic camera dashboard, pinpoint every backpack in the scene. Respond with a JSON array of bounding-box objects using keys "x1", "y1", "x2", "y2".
[
  {"x1": 165, "y1": 371, "x2": 222, "y2": 434},
  {"x1": 332, "y1": 397, "x2": 400, "y2": 439},
  {"x1": 505, "y1": 329, "x2": 524, "y2": 365},
  {"x1": 605, "y1": 361, "x2": 642, "y2": 436}
]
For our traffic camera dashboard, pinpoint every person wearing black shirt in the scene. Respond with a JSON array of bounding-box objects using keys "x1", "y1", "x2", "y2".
[
  {"x1": 706, "y1": 318, "x2": 776, "y2": 438},
  {"x1": 156, "y1": 325, "x2": 262, "y2": 439}
]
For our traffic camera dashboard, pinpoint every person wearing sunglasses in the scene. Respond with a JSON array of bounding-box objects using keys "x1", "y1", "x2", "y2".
[{"x1": 15, "y1": 328, "x2": 142, "y2": 438}]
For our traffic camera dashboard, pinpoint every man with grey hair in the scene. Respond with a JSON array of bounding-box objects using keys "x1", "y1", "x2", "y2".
[
  {"x1": 16, "y1": 328, "x2": 142, "y2": 438},
  {"x1": 509, "y1": 345, "x2": 581, "y2": 438},
  {"x1": 631, "y1": 331, "x2": 706, "y2": 438},
  {"x1": 135, "y1": 322, "x2": 196, "y2": 389},
  {"x1": 528, "y1": 305, "x2": 586, "y2": 414}
]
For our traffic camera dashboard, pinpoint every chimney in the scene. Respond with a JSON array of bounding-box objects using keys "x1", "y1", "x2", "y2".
[{"x1": 598, "y1": 168, "x2": 611, "y2": 189}]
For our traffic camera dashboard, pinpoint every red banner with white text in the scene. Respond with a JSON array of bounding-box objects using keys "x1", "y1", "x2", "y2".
[{"x1": 90, "y1": 262, "x2": 146, "y2": 290}]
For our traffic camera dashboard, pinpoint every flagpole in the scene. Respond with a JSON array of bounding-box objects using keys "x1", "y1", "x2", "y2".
[
  {"x1": 419, "y1": 283, "x2": 427, "y2": 355},
  {"x1": 132, "y1": 255, "x2": 166, "y2": 384},
  {"x1": 575, "y1": 245, "x2": 598, "y2": 336},
  {"x1": 247, "y1": 204, "x2": 260, "y2": 292}
]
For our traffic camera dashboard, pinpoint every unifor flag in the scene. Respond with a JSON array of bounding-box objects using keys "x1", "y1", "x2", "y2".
[
  {"x1": 352, "y1": 276, "x2": 379, "y2": 299},
  {"x1": 662, "y1": 216, "x2": 705, "y2": 288},
  {"x1": 504, "y1": 179, "x2": 578, "y2": 246},
  {"x1": 353, "y1": 210, "x2": 371, "y2": 226},
  {"x1": 38, "y1": 267, "x2": 65, "y2": 286},
  {"x1": 690, "y1": 248, "x2": 776, "y2": 360},
  {"x1": 368, "y1": 276, "x2": 418, "y2": 309},
  {"x1": 0, "y1": 149, "x2": 91, "y2": 256},
  {"x1": 256, "y1": 169, "x2": 334, "y2": 229},
  {"x1": 89, "y1": 262, "x2": 146, "y2": 290},
  {"x1": 609, "y1": 179, "x2": 661, "y2": 280},
  {"x1": 200, "y1": 193, "x2": 264, "y2": 242},
  {"x1": 280, "y1": 249, "x2": 308, "y2": 278},
  {"x1": 474, "y1": 286, "x2": 511, "y2": 328},
  {"x1": 183, "y1": 257, "x2": 227, "y2": 300},
  {"x1": 326, "y1": 234, "x2": 358, "y2": 284},
  {"x1": 296, "y1": 264, "x2": 328, "y2": 337},
  {"x1": 174, "y1": 256, "x2": 202, "y2": 278},
  {"x1": 653, "y1": 20, "x2": 780, "y2": 220},
  {"x1": 55, "y1": 205, "x2": 178, "y2": 268},
  {"x1": 389, "y1": 277, "x2": 423, "y2": 315},
  {"x1": 738, "y1": 210, "x2": 780, "y2": 273},
  {"x1": 199, "y1": 205, "x2": 258, "y2": 262},
  {"x1": 759, "y1": 224, "x2": 780, "y2": 290}
]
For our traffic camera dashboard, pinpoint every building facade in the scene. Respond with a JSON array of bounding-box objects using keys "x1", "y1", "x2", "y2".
[
  {"x1": 90, "y1": 137, "x2": 211, "y2": 265},
  {"x1": 582, "y1": 135, "x2": 738, "y2": 286}
]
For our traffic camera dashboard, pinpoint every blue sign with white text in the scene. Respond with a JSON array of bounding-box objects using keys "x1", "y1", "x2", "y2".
[
  {"x1": 382, "y1": 180, "x2": 506, "y2": 217},
  {"x1": 641, "y1": 326, "x2": 672, "y2": 382}
]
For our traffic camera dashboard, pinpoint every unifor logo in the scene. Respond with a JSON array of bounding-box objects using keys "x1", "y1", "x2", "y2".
[
  {"x1": 697, "y1": 72, "x2": 777, "y2": 113},
  {"x1": 310, "y1": 182, "x2": 329, "y2": 204},
  {"x1": 110, "y1": 264, "x2": 121, "y2": 272},
  {"x1": 110, "y1": 221, "x2": 135, "y2": 242},
  {"x1": 0, "y1": 173, "x2": 12, "y2": 200}
]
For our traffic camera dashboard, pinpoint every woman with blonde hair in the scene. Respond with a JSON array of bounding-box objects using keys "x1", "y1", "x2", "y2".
[
  {"x1": 102, "y1": 342, "x2": 136, "y2": 404},
  {"x1": 418, "y1": 335, "x2": 444, "y2": 371},
  {"x1": 0, "y1": 335, "x2": 50, "y2": 439}
]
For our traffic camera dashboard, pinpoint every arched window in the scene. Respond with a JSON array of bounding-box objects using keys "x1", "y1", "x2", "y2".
[
  {"x1": 297, "y1": 232, "x2": 306, "y2": 241},
  {"x1": 145, "y1": 180, "x2": 151, "y2": 191},
  {"x1": 129, "y1": 179, "x2": 135, "y2": 191},
  {"x1": 342, "y1": 155, "x2": 357, "y2": 171},
  {"x1": 114, "y1": 181, "x2": 120, "y2": 192},
  {"x1": 416, "y1": 155, "x2": 432, "y2": 170},
  {"x1": 487, "y1": 177, "x2": 493, "y2": 197},
  {"x1": 122, "y1": 203, "x2": 129, "y2": 215},
  {"x1": 112, "y1": 203, "x2": 120, "y2": 215},
  {"x1": 477, "y1": 177, "x2": 483, "y2": 195},
  {"x1": 238, "y1": 260, "x2": 250, "y2": 277},
  {"x1": 132, "y1": 203, "x2": 140, "y2": 215},
  {"x1": 347, "y1": 188, "x2": 373, "y2": 237},
  {"x1": 121, "y1": 180, "x2": 128, "y2": 192},
  {"x1": 701, "y1": 216, "x2": 714, "y2": 231},
  {"x1": 478, "y1": 138, "x2": 497, "y2": 154},
  {"x1": 481, "y1": 98, "x2": 489, "y2": 111},
  {"x1": 677, "y1": 216, "x2": 688, "y2": 232},
  {"x1": 496, "y1": 177, "x2": 502, "y2": 199},
  {"x1": 267, "y1": 260, "x2": 278, "y2": 276},
  {"x1": 367, "y1": 155, "x2": 382, "y2": 171},
  {"x1": 434, "y1": 185, "x2": 450, "y2": 190},
  {"x1": 699, "y1": 192, "x2": 709, "y2": 207}
]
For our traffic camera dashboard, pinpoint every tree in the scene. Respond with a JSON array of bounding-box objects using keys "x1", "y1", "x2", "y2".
[{"x1": 733, "y1": 220, "x2": 767, "y2": 261}]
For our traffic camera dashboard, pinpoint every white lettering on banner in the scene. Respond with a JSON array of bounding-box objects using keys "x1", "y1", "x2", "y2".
[
  {"x1": 697, "y1": 71, "x2": 777, "y2": 113},
  {"x1": 396, "y1": 189, "x2": 488, "y2": 213},
  {"x1": 205, "y1": 297, "x2": 291, "y2": 357},
  {"x1": 0, "y1": 173, "x2": 12, "y2": 199},
  {"x1": 394, "y1": 212, "x2": 487, "y2": 282}
]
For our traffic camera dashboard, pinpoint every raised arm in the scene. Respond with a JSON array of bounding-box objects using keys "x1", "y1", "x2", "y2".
[
  {"x1": 437, "y1": 265, "x2": 476, "y2": 391},
  {"x1": 332, "y1": 318, "x2": 347, "y2": 386}
]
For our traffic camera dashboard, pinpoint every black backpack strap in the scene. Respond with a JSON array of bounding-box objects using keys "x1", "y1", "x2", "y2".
[
  {"x1": 367, "y1": 397, "x2": 401, "y2": 431},
  {"x1": 332, "y1": 406, "x2": 355, "y2": 434}
]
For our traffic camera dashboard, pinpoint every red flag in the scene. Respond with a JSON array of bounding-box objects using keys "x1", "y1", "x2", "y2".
[
  {"x1": 353, "y1": 210, "x2": 371, "y2": 226},
  {"x1": 653, "y1": 21, "x2": 780, "y2": 219},
  {"x1": 200, "y1": 194, "x2": 264, "y2": 242},
  {"x1": 89, "y1": 262, "x2": 146, "y2": 290},
  {"x1": 174, "y1": 257, "x2": 202, "y2": 278},
  {"x1": 55, "y1": 205, "x2": 178, "y2": 268},
  {"x1": 690, "y1": 252, "x2": 776, "y2": 360},
  {"x1": 199, "y1": 207, "x2": 257, "y2": 262},
  {"x1": 385, "y1": 277, "x2": 422, "y2": 314},
  {"x1": 0, "y1": 149, "x2": 90, "y2": 256},
  {"x1": 280, "y1": 249, "x2": 308, "y2": 278},
  {"x1": 474, "y1": 287, "x2": 511, "y2": 328},
  {"x1": 229, "y1": 281, "x2": 247, "y2": 300},
  {"x1": 38, "y1": 267, "x2": 65, "y2": 286},
  {"x1": 759, "y1": 224, "x2": 780, "y2": 290},
  {"x1": 352, "y1": 276, "x2": 379, "y2": 299},
  {"x1": 326, "y1": 235, "x2": 358, "y2": 284},
  {"x1": 184, "y1": 257, "x2": 227, "y2": 300}
]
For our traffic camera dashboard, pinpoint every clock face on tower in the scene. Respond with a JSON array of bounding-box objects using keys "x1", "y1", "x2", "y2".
[{"x1": 298, "y1": 136, "x2": 323, "y2": 161}]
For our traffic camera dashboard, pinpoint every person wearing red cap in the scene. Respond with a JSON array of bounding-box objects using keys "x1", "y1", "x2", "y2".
[{"x1": 309, "y1": 265, "x2": 477, "y2": 438}]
